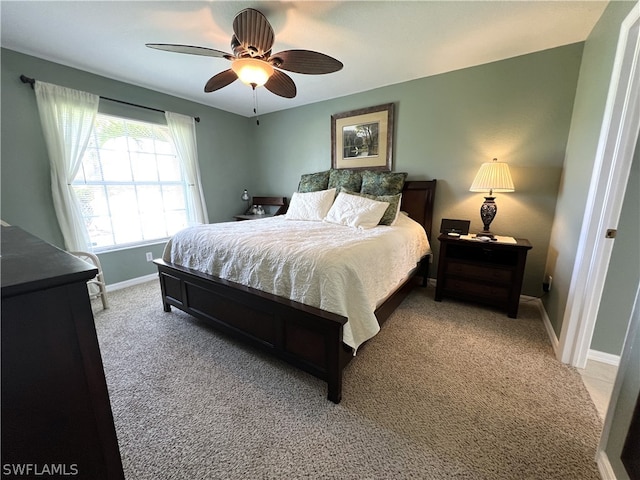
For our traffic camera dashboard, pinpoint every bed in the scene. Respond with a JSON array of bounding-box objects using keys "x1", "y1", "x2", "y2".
[{"x1": 155, "y1": 177, "x2": 436, "y2": 403}]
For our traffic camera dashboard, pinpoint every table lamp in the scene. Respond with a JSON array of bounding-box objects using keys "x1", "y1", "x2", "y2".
[
  {"x1": 241, "y1": 189, "x2": 250, "y2": 213},
  {"x1": 469, "y1": 158, "x2": 515, "y2": 237}
]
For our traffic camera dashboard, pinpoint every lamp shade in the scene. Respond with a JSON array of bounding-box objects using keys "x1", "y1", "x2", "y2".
[
  {"x1": 231, "y1": 58, "x2": 274, "y2": 87},
  {"x1": 469, "y1": 158, "x2": 515, "y2": 194}
]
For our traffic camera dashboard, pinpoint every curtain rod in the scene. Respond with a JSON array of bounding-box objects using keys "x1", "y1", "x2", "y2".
[{"x1": 20, "y1": 75, "x2": 200, "y2": 123}]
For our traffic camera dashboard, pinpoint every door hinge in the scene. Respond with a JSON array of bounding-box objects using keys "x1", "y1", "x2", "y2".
[{"x1": 605, "y1": 229, "x2": 617, "y2": 238}]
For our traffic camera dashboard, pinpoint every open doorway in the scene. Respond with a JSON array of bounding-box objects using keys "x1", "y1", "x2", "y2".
[
  {"x1": 579, "y1": 134, "x2": 639, "y2": 419},
  {"x1": 558, "y1": 4, "x2": 640, "y2": 372}
]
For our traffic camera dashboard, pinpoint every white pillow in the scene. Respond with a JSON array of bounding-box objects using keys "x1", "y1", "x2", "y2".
[
  {"x1": 285, "y1": 188, "x2": 336, "y2": 221},
  {"x1": 324, "y1": 192, "x2": 389, "y2": 229}
]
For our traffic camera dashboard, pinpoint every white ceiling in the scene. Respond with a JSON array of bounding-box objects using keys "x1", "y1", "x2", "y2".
[{"x1": 1, "y1": 1, "x2": 608, "y2": 117}]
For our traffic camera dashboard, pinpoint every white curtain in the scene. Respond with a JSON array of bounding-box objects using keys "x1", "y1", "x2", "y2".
[
  {"x1": 35, "y1": 81, "x2": 98, "y2": 251},
  {"x1": 165, "y1": 111, "x2": 209, "y2": 224}
]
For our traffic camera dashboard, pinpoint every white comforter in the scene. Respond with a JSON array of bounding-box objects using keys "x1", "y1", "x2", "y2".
[{"x1": 163, "y1": 213, "x2": 430, "y2": 350}]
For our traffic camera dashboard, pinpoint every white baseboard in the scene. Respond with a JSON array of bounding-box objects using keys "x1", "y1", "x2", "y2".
[
  {"x1": 524, "y1": 295, "x2": 559, "y2": 356},
  {"x1": 426, "y1": 288, "x2": 561, "y2": 355},
  {"x1": 426, "y1": 289, "x2": 561, "y2": 356},
  {"x1": 429, "y1": 291, "x2": 620, "y2": 368},
  {"x1": 106, "y1": 273, "x2": 157, "y2": 292},
  {"x1": 596, "y1": 449, "x2": 617, "y2": 480},
  {"x1": 588, "y1": 349, "x2": 621, "y2": 367},
  {"x1": 522, "y1": 296, "x2": 621, "y2": 367}
]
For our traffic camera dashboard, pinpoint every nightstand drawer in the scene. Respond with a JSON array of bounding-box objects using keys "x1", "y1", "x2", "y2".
[
  {"x1": 445, "y1": 278, "x2": 510, "y2": 302},
  {"x1": 447, "y1": 261, "x2": 512, "y2": 283}
]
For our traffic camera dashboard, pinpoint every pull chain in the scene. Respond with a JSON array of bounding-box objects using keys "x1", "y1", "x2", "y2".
[{"x1": 252, "y1": 84, "x2": 260, "y2": 126}]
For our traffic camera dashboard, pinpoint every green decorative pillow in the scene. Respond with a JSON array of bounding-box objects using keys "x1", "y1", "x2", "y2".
[
  {"x1": 328, "y1": 169, "x2": 363, "y2": 193},
  {"x1": 360, "y1": 170, "x2": 408, "y2": 196},
  {"x1": 340, "y1": 187, "x2": 402, "y2": 226},
  {"x1": 298, "y1": 170, "x2": 330, "y2": 192}
]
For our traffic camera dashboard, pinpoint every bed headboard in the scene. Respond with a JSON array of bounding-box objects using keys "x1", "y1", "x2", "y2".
[{"x1": 401, "y1": 180, "x2": 437, "y2": 241}]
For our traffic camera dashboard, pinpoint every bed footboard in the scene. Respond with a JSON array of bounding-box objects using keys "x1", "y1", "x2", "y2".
[{"x1": 154, "y1": 259, "x2": 351, "y2": 403}]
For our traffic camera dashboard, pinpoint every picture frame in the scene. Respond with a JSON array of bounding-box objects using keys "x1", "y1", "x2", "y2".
[{"x1": 331, "y1": 103, "x2": 394, "y2": 171}]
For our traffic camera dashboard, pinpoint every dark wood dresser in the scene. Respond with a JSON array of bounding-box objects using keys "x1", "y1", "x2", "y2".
[
  {"x1": 1, "y1": 226, "x2": 124, "y2": 479},
  {"x1": 435, "y1": 234, "x2": 532, "y2": 318}
]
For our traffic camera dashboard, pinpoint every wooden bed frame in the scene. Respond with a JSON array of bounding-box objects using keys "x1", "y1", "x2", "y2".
[{"x1": 154, "y1": 180, "x2": 436, "y2": 403}]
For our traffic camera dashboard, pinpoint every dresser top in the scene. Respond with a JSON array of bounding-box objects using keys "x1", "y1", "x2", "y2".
[{"x1": 1, "y1": 226, "x2": 97, "y2": 297}]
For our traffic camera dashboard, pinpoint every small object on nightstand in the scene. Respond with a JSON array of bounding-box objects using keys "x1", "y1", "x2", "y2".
[
  {"x1": 440, "y1": 218, "x2": 470, "y2": 236},
  {"x1": 474, "y1": 234, "x2": 494, "y2": 242}
]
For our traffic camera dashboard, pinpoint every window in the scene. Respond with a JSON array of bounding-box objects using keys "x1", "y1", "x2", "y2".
[{"x1": 73, "y1": 114, "x2": 193, "y2": 250}]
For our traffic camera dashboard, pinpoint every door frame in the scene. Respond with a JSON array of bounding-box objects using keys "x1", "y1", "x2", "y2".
[{"x1": 558, "y1": 5, "x2": 640, "y2": 368}]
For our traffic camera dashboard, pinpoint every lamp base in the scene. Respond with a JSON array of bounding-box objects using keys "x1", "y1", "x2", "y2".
[
  {"x1": 475, "y1": 231, "x2": 495, "y2": 239},
  {"x1": 479, "y1": 196, "x2": 497, "y2": 235}
]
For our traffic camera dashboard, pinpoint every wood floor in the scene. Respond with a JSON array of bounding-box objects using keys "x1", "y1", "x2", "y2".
[{"x1": 578, "y1": 359, "x2": 618, "y2": 419}]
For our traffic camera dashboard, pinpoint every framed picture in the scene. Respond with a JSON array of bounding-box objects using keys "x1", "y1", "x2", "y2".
[{"x1": 331, "y1": 103, "x2": 394, "y2": 171}]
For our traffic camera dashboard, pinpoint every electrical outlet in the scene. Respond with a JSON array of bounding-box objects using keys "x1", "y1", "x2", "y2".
[
  {"x1": 543, "y1": 274, "x2": 552, "y2": 292},
  {"x1": 146, "y1": 252, "x2": 153, "y2": 262}
]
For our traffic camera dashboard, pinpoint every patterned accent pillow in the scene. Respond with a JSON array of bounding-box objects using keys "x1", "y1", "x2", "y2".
[
  {"x1": 298, "y1": 170, "x2": 330, "y2": 193},
  {"x1": 328, "y1": 169, "x2": 363, "y2": 192},
  {"x1": 360, "y1": 170, "x2": 408, "y2": 196},
  {"x1": 340, "y1": 187, "x2": 402, "y2": 226}
]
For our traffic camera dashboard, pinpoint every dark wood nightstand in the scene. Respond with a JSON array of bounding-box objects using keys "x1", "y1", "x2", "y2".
[
  {"x1": 234, "y1": 214, "x2": 274, "y2": 221},
  {"x1": 235, "y1": 196, "x2": 287, "y2": 221},
  {"x1": 435, "y1": 234, "x2": 532, "y2": 318}
]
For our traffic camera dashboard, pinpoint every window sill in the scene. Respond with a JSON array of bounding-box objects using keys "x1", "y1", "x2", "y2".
[{"x1": 93, "y1": 239, "x2": 169, "y2": 255}]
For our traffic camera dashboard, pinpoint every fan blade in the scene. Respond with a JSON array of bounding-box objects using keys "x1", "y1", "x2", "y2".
[
  {"x1": 204, "y1": 69, "x2": 238, "y2": 93},
  {"x1": 264, "y1": 70, "x2": 297, "y2": 98},
  {"x1": 270, "y1": 50, "x2": 343, "y2": 74},
  {"x1": 146, "y1": 43, "x2": 231, "y2": 58},
  {"x1": 232, "y1": 8, "x2": 274, "y2": 57}
]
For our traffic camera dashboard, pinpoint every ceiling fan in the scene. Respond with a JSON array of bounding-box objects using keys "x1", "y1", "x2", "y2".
[{"x1": 146, "y1": 8, "x2": 343, "y2": 99}]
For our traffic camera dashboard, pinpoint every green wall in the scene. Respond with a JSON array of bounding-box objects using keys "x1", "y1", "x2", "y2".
[
  {"x1": 542, "y1": 0, "x2": 637, "y2": 347},
  {"x1": 254, "y1": 44, "x2": 584, "y2": 297},
  {"x1": 2, "y1": 44, "x2": 583, "y2": 295},
  {"x1": 1, "y1": 48, "x2": 254, "y2": 284}
]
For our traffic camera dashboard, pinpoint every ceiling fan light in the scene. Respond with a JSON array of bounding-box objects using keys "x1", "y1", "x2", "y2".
[{"x1": 231, "y1": 58, "x2": 274, "y2": 87}]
